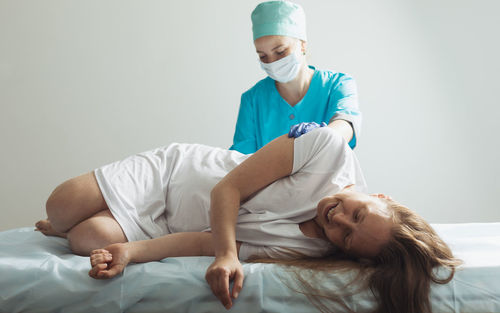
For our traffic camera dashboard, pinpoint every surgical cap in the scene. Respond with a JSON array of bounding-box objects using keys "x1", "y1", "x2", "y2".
[{"x1": 251, "y1": 1, "x2": 307, "y2": 41}]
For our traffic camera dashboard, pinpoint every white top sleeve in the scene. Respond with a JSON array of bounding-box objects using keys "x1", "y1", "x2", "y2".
[
  {"x1": 292, "y1": 126, "x2": 350, "y2": 175},
  {"x1": 236, "y1": 127, "x2": 366, "y2": 261},
  {"x1": 239, "y1": 242, "x2": 330, "y2": 261}
]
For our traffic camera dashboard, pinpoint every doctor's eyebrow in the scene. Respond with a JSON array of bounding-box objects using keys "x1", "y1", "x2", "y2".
[
  {"x1": 271, "y1": 44, "x2": 285, "y2": 51},
  {"x1": 256, "y1": 45, "x2": 285, "y2": 53}
]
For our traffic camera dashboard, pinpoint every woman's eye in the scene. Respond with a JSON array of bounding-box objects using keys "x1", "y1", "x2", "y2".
[
  {"x1": 344, "y1": 231, "x2": 351, "y2": 245},
  {"x1": 344, "y1": 230, "x2": 351, "y2": 242},
  {"x1": 276, "y1": 50, "x2": 285, "y2": 55}
]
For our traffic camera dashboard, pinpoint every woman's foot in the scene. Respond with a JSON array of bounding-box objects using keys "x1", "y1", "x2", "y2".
[{"x1": 35, "y1": 219, "x2": 67, "y2": 238}]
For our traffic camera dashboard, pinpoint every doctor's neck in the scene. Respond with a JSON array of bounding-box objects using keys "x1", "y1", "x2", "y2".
[{"x1": 276, "y1": 64, "x2": 314, "y2": 104}]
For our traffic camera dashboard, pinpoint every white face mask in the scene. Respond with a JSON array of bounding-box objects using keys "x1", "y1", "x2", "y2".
[{"x1": 259, "y1": 43, "x2": 303, "y2": 83}]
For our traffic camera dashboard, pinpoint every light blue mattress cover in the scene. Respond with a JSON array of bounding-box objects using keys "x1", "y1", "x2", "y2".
[{"x1": 0, "y1": 223, "x2": 499, "y2": 313}]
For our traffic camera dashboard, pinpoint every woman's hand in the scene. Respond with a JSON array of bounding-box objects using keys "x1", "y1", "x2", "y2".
[
  {"x1": 88, "y1": 243, "x2": 131, "y2": 279},
  {"x1": 206, "y1": 134, "x2": 294, "y2": 309},
  {"x1": 205, "y1": 255, "x2": 244, "y2": 310}
]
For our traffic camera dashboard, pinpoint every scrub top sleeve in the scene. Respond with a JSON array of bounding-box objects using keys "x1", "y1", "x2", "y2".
[
  {"x1": 229, "y1": 93, "x2": 258, "y2": 154},
  {"x1": 328, "y1": 75, "x2": 362, "y2": 149}
]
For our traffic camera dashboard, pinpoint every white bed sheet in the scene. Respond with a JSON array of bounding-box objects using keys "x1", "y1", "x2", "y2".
[{"x1": 0, "y1": 223, "x2": 499, "y2": 313}]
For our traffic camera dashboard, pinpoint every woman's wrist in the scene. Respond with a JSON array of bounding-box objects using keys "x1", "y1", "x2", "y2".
[
  {"x1": 213, "y1": 235, "x2": 239, "y2": 258},
  {"x1": 126, "y1": 241, "x2": 144, "y2": 263},
  {"x1": 214, "y1": 240, "x2": 242, "y2": 259},
  {"x1": 215, "y1": 250, "x2": 238, "y2": 259}
]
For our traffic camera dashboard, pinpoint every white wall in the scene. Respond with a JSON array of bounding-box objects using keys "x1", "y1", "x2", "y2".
[{"x1": 0, "y1": 0, "x2": 499, "y2": 231}]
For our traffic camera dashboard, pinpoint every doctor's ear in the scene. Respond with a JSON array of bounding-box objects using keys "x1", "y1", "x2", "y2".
[
  {"x1": 300, "y1": 40, "x2": 307, "y2": 55},
  {"x1": 370, "y1": 193, "x2": 393, "y2": 200}
]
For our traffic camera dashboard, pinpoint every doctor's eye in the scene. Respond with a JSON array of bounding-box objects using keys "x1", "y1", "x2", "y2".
[{"x1": 277, "y1": 48, "x2": 289, "y2": 55}]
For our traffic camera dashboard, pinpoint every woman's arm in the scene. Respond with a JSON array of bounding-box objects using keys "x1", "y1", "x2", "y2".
[
  {"x1": 206, "y1": 134, "x2": 295, "y2": 310},
  {"x1": 131, "y1": 232, "x2": 240, "y2": 261},
  {"x1": 328, "y1": 119, "x2": 353, "y2": 143},
  {"x1": 88, "y1": 232, "x2": 242, "y2": 279}
]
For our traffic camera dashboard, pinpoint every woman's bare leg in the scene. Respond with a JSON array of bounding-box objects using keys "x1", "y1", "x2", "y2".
[
  {"x1": 35, "y1": 219, "x2": 67, "y2": 238},
  {"x1": 36, "y1": 210, "x2": 127, "y2": 256},
  {"x1": 44, "y1": 172, "x2": 108, "y2": 233},
  {"x1": 36, "y1": 171, "x2": 128, "y2": 255},
  {"x1": 66, "y1": 209, "x2": 127, "y2": 256}
]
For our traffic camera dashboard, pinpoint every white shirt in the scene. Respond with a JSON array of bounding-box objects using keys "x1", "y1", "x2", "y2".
[{"x1": 95, "y1": 127, "x2": 367, "y2": 261}]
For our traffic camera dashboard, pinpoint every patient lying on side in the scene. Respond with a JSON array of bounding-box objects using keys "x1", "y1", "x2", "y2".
[{"x1": 35, "y1": 128, "x2": 460, "y2": 313}]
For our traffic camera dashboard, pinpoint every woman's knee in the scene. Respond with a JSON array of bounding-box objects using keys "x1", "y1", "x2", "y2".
[
  {"x1": 66, "y1": 210, "x2": 127, "y2": 256},
  {"x1": 46, "y1": 179, "x2": 77, "y2": 231},
  {"x1": 46, "y1": 172, "x2": 107, "y2": 233}
]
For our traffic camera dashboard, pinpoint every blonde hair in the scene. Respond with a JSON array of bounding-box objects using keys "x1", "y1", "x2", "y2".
[{"x1": 250, "y1": 199, "x2": 462, "y2": 313}]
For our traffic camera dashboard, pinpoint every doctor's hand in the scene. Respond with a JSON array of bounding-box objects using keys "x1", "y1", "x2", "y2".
[
  {"x1": 205, "y1": 255, "x2": 244, "y2": 310},
  {"x1": 288, "y1": 121, "x2": 327, "y2": 138}
]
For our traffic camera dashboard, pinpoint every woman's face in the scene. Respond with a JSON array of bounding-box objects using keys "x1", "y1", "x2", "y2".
[
  {"x1": 254, "y1": 35, "x2": 302, "y2": 64},
  {"x1": 315, "y1": 189, "x2": 394, "y2": 258}
]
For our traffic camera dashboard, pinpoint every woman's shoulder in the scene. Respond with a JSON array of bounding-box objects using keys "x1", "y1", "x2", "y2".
[{"x1": 293, "y1": 127, "x2": 349, "y2": 167}]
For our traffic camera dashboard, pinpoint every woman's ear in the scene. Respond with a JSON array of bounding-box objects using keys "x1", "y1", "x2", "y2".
[
  {"x1": 343, "y1": 184, "x2": 355, "y2": 191},
  {"x1": 369, "y1": 193, "x2": 393, "y2": 200}
]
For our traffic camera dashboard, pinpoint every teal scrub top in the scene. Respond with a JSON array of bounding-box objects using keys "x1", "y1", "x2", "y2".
[{"x1": 230, "y1": 67, "x2": 362, "y2": 154}]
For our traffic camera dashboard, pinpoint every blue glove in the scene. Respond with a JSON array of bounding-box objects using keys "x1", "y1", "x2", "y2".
[{"x1": 288, "y1": 122, "x2": 327, "y2": 138}]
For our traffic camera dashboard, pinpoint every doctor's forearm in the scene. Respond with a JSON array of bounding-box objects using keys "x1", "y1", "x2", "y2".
[{"x1": 328, "y1": 119, "x2": 353, "y2": 143}]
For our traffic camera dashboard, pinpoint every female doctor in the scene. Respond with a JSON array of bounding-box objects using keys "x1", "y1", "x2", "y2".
[{"x1": 230, "y1": 1, "x2": 362, "y2": 153}]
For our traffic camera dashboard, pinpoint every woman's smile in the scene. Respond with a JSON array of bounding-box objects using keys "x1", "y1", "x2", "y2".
[{"x1": 325, "y1": 203, "x2": 339, "y2": 222}]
